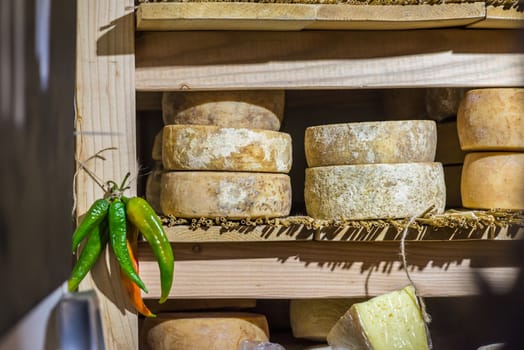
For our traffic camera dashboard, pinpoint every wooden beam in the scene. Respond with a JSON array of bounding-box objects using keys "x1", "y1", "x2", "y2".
[
  {"x1": 135, "y1": 29, "x2": 524, "y2": 90},
  {"x1": 468, "y1": 6, "x2": 524, "y2": 28},
  {"x1": 139, "y1": 241, "x2": 519, "y2": 299},
  {"x1": 75, "y1": 0, "x2": 138, "y2": 348},
  {"x1": 136, "y1": 2, "x2": 485, "y2": 31}
]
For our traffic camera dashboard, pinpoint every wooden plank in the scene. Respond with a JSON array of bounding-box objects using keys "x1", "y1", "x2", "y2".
[
  {"x1": 75, "y1": 0, "x2": 138, "y2": 348},
  {"x1": 137, "y1": 2, "x2": 316, "y2": 31},
  {"x1": 138, "y1": 241, "x2": 519, "y2": 298},
  {"x1": 309, "y1": 3, "x2": 485, "y2": 30},
  {"x1": 135, "y1": 30, "x2": 524, "y2": 90},
  {"x1": 136, "y1": 2, "x2": 485, "y2": 31},
  {"x1": 164, "y1": 223, "x2": 315, "y2": 242},
  {"x1": 468, "y1": 6, "x2": 524, "y2": 28}
]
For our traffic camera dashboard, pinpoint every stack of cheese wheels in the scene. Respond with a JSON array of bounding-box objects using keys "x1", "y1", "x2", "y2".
[
  {"x1": 457, "y1": 88, "x2": 524, "y2": 210},
  {"x1": 304, "y1": 120, "x2": 445, "y2": 220},
  {"x1": 159, "y1": 91, "x2": 292, "y2": 219},
  {"x1": 141, "y1": 312, "x2": 269, "y2": 350}
]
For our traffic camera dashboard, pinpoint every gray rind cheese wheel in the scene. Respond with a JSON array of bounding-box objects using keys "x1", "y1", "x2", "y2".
[
  {"x1": 304, "y1": 163, "x2": 446, "y2": 220},
  {"x1": 162, "y1": 91, "x2": 285, "y2": 130},
  {"x1": 151, "y1": 130, "x2": 163, "y2": 161},
  {"x1": 160, "y1": 171, "x2": 292, "y2": 219},
  {"x1": 162, "y1": 125, "x2": 292, "y2": 173},
  {"x1": 145, "y1": 162, "x2": 163, "y2": 213},
  {"x1": 461, "y1": 152, "x2": 524, "y2": 210},
  {"x1": 425, "y1": 88, "x2": 467, "y2": 122},
  {"x1": 141, "y1": 312, "x2": 269, "y2": 350},
  {"x1": 304, "y1": 120, "x2": 436, "y2": 167},
  {"x1": 457, "y1": 88, "x2": 524, "y2": 151}
]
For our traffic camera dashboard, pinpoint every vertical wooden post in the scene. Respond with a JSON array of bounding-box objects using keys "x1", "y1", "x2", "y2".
[{"x1": 75, "y1": 0, "x2": 138, "y2": 348}]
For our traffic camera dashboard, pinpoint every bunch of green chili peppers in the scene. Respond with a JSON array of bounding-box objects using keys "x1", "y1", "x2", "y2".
[{"x1": 68, "y1": 173, "x2": 174, "y2": 313}]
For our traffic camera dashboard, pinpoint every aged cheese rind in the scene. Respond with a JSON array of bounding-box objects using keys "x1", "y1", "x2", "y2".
[
  {"x1": 162, "y1": 91, "x2": 284, "y2": 130},
  {"x1": 327, "y1": 286, "x2": 429, "y2": 350},
  {"x1": 142, "y1": 312, "x2": 269, "y2": 350},
  {"x1": 304, "y1": 120, "x2": 436, "y2": 167},
  {"x1": 457, "y1": 88, "x2": 524, "y2": 151},
  {"x1": 461, "y1": 152, "x2": 524, "y2": 210},
  {"x1": 305, "y1": 163, "x2": 445, "y2": 220},
  {"x1": 162, "y1": 125, "x2": 292, "y2": 173},
  {"x1": 290, "y1": 299, "x2": 358, "y2": 341},
  {"x1": 160, "y1": 171, "x2": 292, "y2": 219},
  {"x1": 151, "y1": 130, "x2": 163, "y2": 161},
  {"x1": 145, "y1": 162, "x2": 163, "y2": 213}
]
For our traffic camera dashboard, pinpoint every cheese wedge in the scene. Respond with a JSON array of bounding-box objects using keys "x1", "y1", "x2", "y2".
[
  {"x1": 141, "y1": 312, "x2": 269, "y2": 350},
  {"x1": 162, "y1": 91, "x2": 284, "y2": 130},
  {"x1": 305, "y1": 163, "x2": 445, "y2": 220},
  {"x1": 461, "y1": 152, "x2": 524, "y2": 210},
  {"x1": 457, "y1": 88, "x2": 524, "y2": 151},
  {"x1": 160, "y1": 171, "x2": 292, "y2": 219},
  {"x1": 327, "y1": 286, "x2": 429, "y2": 350},
  {"x1": 305, "y1": 120, "x2": 436, "y2": 167},
  {"x1": 162, "y1": 125, "x2": 292, "y2": 173}
]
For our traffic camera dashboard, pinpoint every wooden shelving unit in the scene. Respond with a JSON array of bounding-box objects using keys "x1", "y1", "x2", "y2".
[{"x1": 75, "y1": 1, "x2": 524, "y2": 348}]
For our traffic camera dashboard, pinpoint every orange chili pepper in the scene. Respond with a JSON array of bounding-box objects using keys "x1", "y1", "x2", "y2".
[{"x1": 121, "y1": 225, "x2": 155, "y2": 318}]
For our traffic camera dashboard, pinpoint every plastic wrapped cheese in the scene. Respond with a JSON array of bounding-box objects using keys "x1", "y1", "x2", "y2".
[
  {"x1": 162, "y1": 91, "x2": 284, "y2": 130},
  {"x1": 327, "y1": 286, "x2": 430, "y2": 350},
  {"x1": 304, "y1": 120, "x2": 436, "y2": 167},
  {"x1": 162, "y1": 125, "x2": 292, "y2": 173}
]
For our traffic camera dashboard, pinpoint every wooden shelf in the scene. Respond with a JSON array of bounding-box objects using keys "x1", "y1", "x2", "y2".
[
  {"x1": 136, "y1": 2, "x2": 487, "y2": 31},
  {"x1": 468, "y1": 6, "x2": 524, "y2": 28},
  {"x1": 135, "y1": 29, "x2": 524, "y2": 90},
  {"x1": 138, "y1": 240, "x2": 520, "y2": 299}
]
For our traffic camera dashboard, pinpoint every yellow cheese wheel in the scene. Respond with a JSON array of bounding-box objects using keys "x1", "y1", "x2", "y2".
[
  {"x1": 160, "y1": 171, "x2": 292, "y2": 219},
  {"x1": 162, "y1": 91, "x2": 284, "y2": 130},
  {"x1": 457, "y1": 88, "x2": 524, "y2": 151},
  {"x1": 145, "y1": 162, "x2": 163, "y2": 213},
  {"x1": 290, "y1": 299, "x2": 357, "y2": 341},
  {"x1": 162, "y1": 125, "x2": 292, "y2": 173},
  {"x1": 461, "y1": 152, "x2": 524, "y2": 210},
  {"x1": 305, "y1": 163, "x2": 445, "y2": 220},
  {"x1": 304, "y1": 120, "x2": 436, "y2": 167},
  {"x1": 141, "y1": 312, "x2": 269, "y2": 350},
  {"x1": 151, "y1": 130, "x2": 162, "y2": 161}
]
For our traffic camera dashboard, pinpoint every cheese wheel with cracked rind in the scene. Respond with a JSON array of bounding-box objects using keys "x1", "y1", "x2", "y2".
[
  {"x1": 151, "y1": 130, "x2": 162, "y2": 161},
  {"x1": 304, "y1": 163, "x2": 445, "y2": 220},
  {"x1": 457, "y1": 88, "x2": 524, "y2": 151},
  {"x1": 461, "y1": 152, "x2": 524, "y2": 210},
  {"x1": 162, "y1": 125, "x2": 292, "y2": 173},
  {"x1": 162, "y1": 91, "x2": 284, "y2": 130},
  {"x1": 160, "y1": 171, "x2": 292, "y2": 219},
  {"x1": 145, "y1": 162, "x2": 163, "y2": 213},
  {"x1": 141, "y1": 312, "x2": 269, "y2": 350},
  {"x1": 304, "y1": 120, "x2": 436, "y2": 167},
  {"x1": 290, "y1": 299, "x2": 359, "y2": 341}
]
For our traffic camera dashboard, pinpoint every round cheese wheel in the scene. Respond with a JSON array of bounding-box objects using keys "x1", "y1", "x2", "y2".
[
  {"x1": 162, "y1": 125, "x2": 292, "y2": 173},
  {"x1": 461, "y1": 152, "x2": 524, "y2": 210},
  {"x1": 160, "y1": 171, "x2": 292, "y2": 219},
  {"x1": 304, "y1": 120, "x2": 436, "y2": 167},
  {"x1": 457, "y1": 88, "x2": 524, "y2": 151},
  {"x1": 305, "y1": 163, "x2": 446, "y2": 220},
  {"x1": 145, "y1": 162, "x2": 163, "y2": 213},
  {"x1": 141, "y1": 312, "x2": 269, "y2": 350},
  {"x1": 151, "y1": 130, "x2": 162, "y2": 161},
  {"x1": 162, "y1": 91, "x2": 284, "y2": 130},
  {"x1": 290, "y1": 299, "x2": 357, "y2": 341}
]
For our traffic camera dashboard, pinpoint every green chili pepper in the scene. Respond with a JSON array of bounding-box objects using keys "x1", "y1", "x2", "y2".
[
  {"x1": 109, "y1": 198, "x2": 148, "y2": 293},
  {"x1": 125, "y1": 196, "x2": 174, "y2": 304},
  {"x1": 68, "y1": 219, "x2": 109, "y2": 292},
  {"x1": 72, "y1": 198, "x2": 110, "y2": 253}
]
